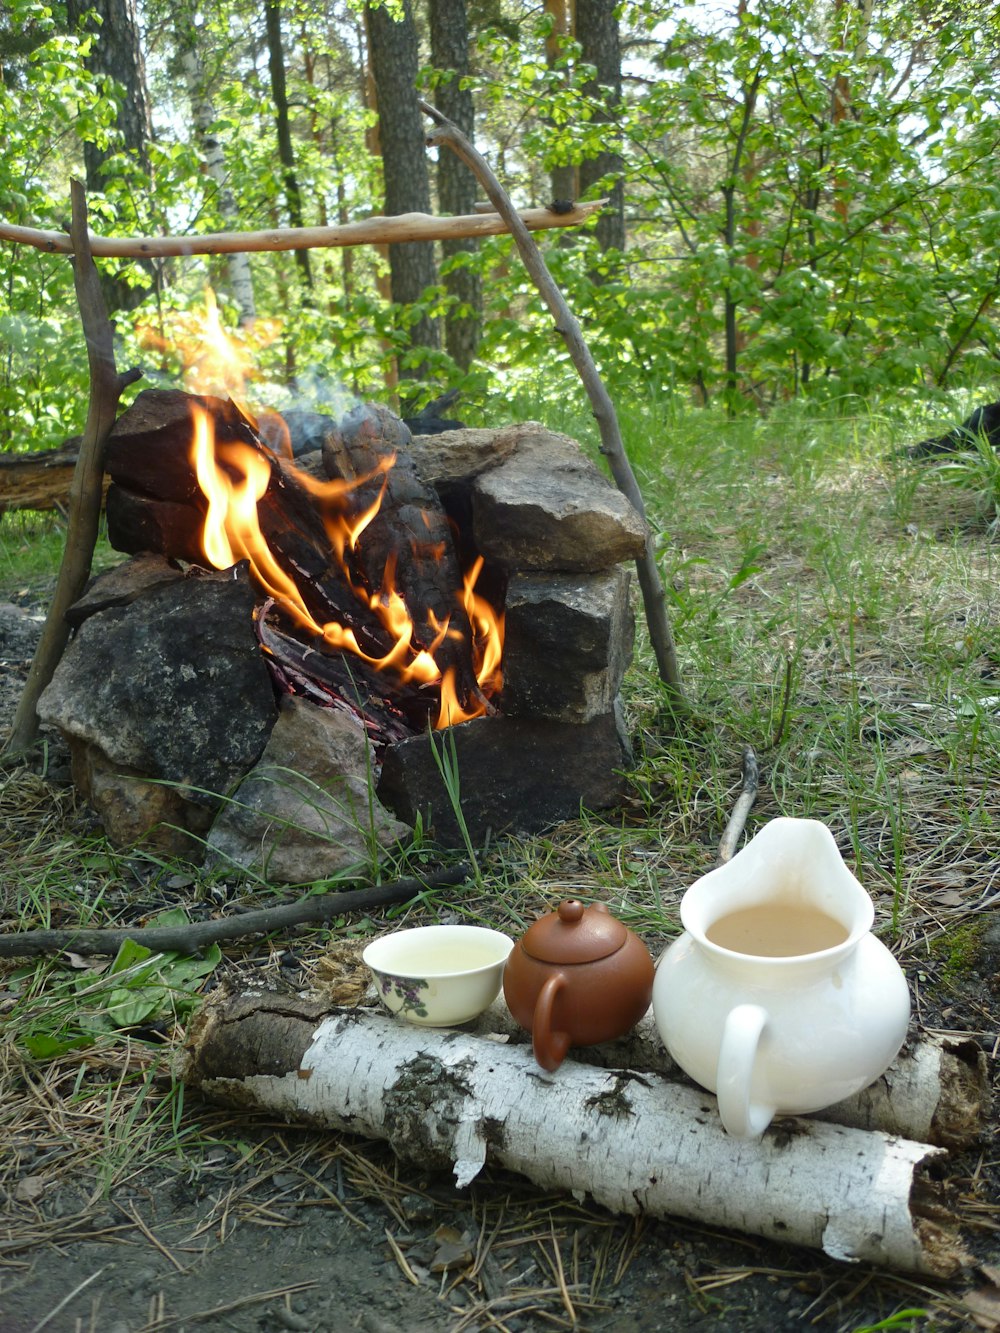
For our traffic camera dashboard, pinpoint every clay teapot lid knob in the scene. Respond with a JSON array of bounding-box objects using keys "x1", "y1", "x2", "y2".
[{"x1": 521, "y1": 899, "x2": 627, "y2": 964}]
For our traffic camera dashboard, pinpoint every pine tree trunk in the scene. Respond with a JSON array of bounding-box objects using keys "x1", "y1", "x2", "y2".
[
  {"x1": 429, "y1": 0, "x2": 481, "y2": 371},
  {"x1": 65, "y1": 0, "x2": 154, "y2": 313},
  {"x1": 365, "y1": 0, "x2": 441, "y2": 391},
  {"x1": 576, "y1": 0, "x2": 624, "y2": 259}
]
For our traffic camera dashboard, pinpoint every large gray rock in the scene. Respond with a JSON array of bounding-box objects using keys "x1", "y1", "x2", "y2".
[
  {"x1": 206, "y1": 695, "x2": 411, "y2": 883},
  {"x1": 502, "y1": 568, "x2": 634, "y2": 723},
  {"x1": 37, "y1": 565, "x2": 277, "y2": 831},
  {"x1": 472, "y1": 427, "x2": 646, "y2": 572},
  {"x1": 377, "y1": 709, "x2": 632, "y2": 847}
]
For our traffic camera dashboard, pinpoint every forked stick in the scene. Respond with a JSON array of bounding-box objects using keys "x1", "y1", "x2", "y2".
[
  {"x1": 4, "y1": 182, "x2": 141, "y2": 755},
  {"x1": 419, "y1": 100, "x2": 686, "y2": 710}
]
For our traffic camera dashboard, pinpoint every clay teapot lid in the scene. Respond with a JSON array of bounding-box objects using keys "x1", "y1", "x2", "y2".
[{"x1": 520, "y1": 900, "x2": 627, "y2": 964}]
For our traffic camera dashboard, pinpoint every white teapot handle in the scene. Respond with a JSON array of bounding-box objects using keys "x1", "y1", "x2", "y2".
[{"x1": 716, "y1": 1003, "x2": 775, "y2": 1140}]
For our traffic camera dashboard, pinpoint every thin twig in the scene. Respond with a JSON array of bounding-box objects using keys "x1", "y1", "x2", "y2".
[
  {"x1": 419, "y1": 99, "x2": 686, "y2": 711},
  {"x1": 4, "y1": 181, "x2": 141, "y2": 756},
  {"x1": 717, "y1": 746, "x2": 760, "y2": 864},
  {"x1": 0, "y1": 203, "x2": 605, "y2": 259},
  {"x1": 0, "y1": 863, "x2": 470, "y2": 959},
  {"x1": 30, "y1": 1267, "x2": 105, "y2": 1333}
]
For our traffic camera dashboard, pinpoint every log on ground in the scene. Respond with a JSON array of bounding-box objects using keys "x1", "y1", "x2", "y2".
[
  {"x1": 465, "y1": 1002, "x2": 990, "y2": 1150},
  {"x1": 181, "y1": 991, "x2": 967, "y2": 1277}
]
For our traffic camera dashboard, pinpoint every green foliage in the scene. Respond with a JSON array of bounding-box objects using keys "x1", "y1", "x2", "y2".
[
  {"x1": 931, "y1": 426, "x2": 1000, "y2": 532},
  {"x1": 1, "y1": 0, "x2": 999, "y2": 435},
  {"x1": 10, "y1": 911, "x2": 222, "y2": 1060}
]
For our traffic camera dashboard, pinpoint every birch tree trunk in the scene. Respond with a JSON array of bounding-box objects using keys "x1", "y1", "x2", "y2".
[
  {"x1": 174, "y1": 8, "x2": 257, "y2": 325},
  {"x1": 182, "y1": 992, "x2": 967, "y2": 1277}
]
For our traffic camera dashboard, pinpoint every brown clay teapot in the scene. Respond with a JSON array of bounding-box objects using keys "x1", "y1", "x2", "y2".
[{"x1": 503, "y1": 899, "x2": 655, "y2": 1071}]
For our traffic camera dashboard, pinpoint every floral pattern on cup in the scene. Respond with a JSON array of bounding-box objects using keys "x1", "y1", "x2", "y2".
[{"x1": 378, "y1": 971, "x2": 430, "y2": 1019}]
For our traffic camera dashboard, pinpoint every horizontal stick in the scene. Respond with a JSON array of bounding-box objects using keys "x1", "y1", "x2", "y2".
[
  {"x1": 0, "y1": 863, "x2": 470, "y2": 958},
  {"x1": 0, "y1": 203, "x2": 606, "y2": 260}
]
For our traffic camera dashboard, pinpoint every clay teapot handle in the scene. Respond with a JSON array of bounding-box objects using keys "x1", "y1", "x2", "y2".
[{"x1": 531, "y1": 972, "x2": 571, "y2": 1072}]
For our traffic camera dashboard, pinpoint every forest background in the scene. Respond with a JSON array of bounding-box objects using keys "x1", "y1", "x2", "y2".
[{"x1": 1, "y1": 0, "x2": 999, "y2": 452}]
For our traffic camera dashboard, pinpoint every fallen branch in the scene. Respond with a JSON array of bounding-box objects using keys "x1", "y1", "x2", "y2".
[
  {"x1": 419, "y1": 100, "x2": 686, "y2": 712},
  {"x1": 0, "y1": 203, "x2": 605, "y2": 259},
  {"x1": 0, "y1": 863, "x2": 469, "y2": 959},
  {"x1": 182, "y1": 993, "x2": 967, "y2": 1276},
  {"x1": 3, "y1": 182, "x2": 141, "y2": 757},
  {"x1": 717, "y1": 745, "x2": 760, "y2": 863}
]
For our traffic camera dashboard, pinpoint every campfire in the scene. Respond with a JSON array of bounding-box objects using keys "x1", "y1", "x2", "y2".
[{"x1": 36, "y1": 307, "x2": 648, "y2": 880}]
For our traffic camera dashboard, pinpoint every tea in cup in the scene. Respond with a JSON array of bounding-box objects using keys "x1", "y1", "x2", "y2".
[{"x1": 363, "y1": 924, "x2": 514, "y2": 1027}]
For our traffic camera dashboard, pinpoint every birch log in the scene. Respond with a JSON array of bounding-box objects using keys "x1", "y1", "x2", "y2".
[
  {"x1": 182, "y1": 991, "x2": 967, "y2": 1277},
  {"x1": 466, "y1": 1003, "x2": 990, "y2": 1150}
]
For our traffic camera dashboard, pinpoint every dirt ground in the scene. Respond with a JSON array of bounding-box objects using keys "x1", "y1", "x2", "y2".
[{"x1": 1, "y1": 600, "x2": 998, "y2": 1333}]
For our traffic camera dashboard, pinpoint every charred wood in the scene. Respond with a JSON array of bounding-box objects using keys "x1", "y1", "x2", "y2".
[{"x1": 323, "y1": 402, "x2": 482, "y2": 708}]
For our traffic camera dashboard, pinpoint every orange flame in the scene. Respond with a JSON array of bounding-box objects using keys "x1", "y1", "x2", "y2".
[
  {"x1": 189, "y1": 405, "x2": 503, "y2": 728},
  {"x1": 135, "y1": 288, "x2": 280, "y2": 410}
]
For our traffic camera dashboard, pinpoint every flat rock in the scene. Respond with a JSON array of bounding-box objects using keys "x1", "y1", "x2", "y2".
[
  {"x1": 65, "y1": 553, "x2": 186, "y2": 628},
  {"x1": 472, "y1": 426, "x2": 646, "y2": 572},
  {"x1": 409, "y1": 425, "x2": 520, "y2": 490},
  {"x1": 205, "y1": 695, "x2": 411, "y2": 883},
  {"x1": 502, "y1": 568, "x2": 634, "y2": 722},
  {"x1": 377, "y1": 709, "x2": 632, "y2": 846}
]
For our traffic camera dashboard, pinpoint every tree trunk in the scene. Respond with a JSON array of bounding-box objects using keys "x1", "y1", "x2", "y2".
[
  {"x1": 543, "y1": 0, "x2": 577, "y2": 205},
  {"x1": 264, "y1": 0, "x2": 313, "y2": 291},
  {"x1": 429, "y1": 0, "x2": 482, "y2": 371},
  {"x1": 575, "y1": 0, "x2": 624, "y2": 260},
  {"x1": 65, "y1": 0, "x2": 154, "y2": 313},
  {"x1": 365, "y1": 0, "x2": 441, "y2": 392},
  {"x1": 182, "y1": 993, "x2": 967, "y2": 1277},
  {"x1": 173, "y1": 6, "x2": 257, "y2": 325}
]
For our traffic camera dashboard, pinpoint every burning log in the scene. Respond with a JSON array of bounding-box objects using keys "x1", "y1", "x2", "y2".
[
  {"x1": 104, "y1": 388, "x2": 500, "y2": 734},
  {"x1": 106, "y1": 389, "x2": 399, "y2": 660},
  {"x1": 322, "y1": 402, "x2": 484, "y2": 714},
  {"x1": 182, "y1": 991, "x2": 968, "y2": 1277}
]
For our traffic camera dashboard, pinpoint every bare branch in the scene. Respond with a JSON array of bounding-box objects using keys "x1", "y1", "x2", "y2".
[
  {"x1": 419, "y1": 100, "x2": 686, "y2": 709},
  {"x1": 0, "y1": 204, "x2": 606, "y2": 259},
  {"x1": 3, "y1": 182, "x2": 140, "y2": 756},
  {"x1": 0, "y1": 863, "x2": 471, "y2": 959}
]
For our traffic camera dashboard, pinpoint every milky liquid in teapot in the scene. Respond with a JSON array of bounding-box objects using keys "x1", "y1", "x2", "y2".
[{"x1": 705, "y1": 904, "x2": 849, "y2": 956}]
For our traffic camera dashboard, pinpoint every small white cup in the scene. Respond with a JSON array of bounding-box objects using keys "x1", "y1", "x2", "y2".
[{"x1": 363, "y1": 924, "x2": 514, "y2": 1027}]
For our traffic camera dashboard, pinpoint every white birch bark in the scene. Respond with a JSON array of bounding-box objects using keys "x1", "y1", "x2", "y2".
[
  {"x1": 467, "y1": 1003, "x2": 990, "y2": 1149},
  {"x1": 183, "y1": 996, "x2": 966, "y2": 1277},
  {"x1": 175, "y1": 30, "x2": 257, "y2": 324}
]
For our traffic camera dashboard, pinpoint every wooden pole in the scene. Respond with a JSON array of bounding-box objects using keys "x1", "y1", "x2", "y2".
[
  {"x1": 419, "y1": 100, "x2": 687, "y2": 710},
  {"x1": 3, "y1": 183, "x2": 141, "y2": 756},
  {"x1": 0, "y1": 202, "x2": 606, "y2": 259}
]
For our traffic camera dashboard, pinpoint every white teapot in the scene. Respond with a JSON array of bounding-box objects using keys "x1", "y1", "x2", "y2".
[{"x1": 653, "y1": 817, "x2": 911, "y2": 1140}]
